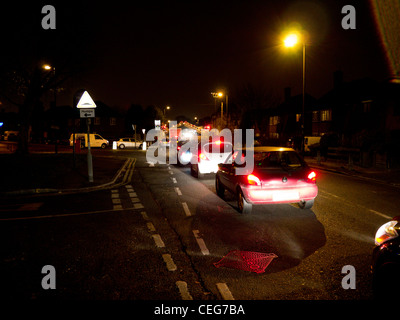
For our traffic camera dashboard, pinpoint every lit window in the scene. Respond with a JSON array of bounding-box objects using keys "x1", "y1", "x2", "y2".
[{"x1": 321, "y1": 110, "x2": 332, "y2": 121}]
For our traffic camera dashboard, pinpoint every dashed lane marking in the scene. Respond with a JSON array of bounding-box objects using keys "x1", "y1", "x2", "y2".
[
  {"x1": 146, "y1": 222, "x2": 156, "y2": 232},
  {"x1": 182, "y1": 202, "x2": 191, "y2": 217},
  {"x1": 192, "y1": 230, "x2": 209, "y2": 255},
  {"x1": 216, "y1": 283, "x2": 235, "y2": 300},
  {"x1": 162, "y1": 254, "x2": 177, "y2": 272},
  {"x1": 175, "y1": 187, "x2": 182, "y2": 196},
  {"x1": 152, "y1": 234, "x2": 166, "y2": 248},
  {"x1": 176, "y1": 281, "x2": 193, "y2": 300}
]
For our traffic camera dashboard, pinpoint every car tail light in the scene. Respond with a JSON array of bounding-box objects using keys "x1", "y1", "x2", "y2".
[
  {"x1": 215, "y1": 140, "x2": 222, "y2": 145},
  {"x1": 247, "y1": 174, "x2": 261, "y2": 186},
  {"x1": 199, "y1": 153, "x2": 209, "y2": 161},
  {"x1": 307, "y1": 171, "x2": 316, "y2": 182}
]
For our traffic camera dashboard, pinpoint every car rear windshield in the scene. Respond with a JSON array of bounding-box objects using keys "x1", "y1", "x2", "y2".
[
  {"x1": 254, "y1": 151, "x2": 304, "y2": 168},
  {"x1": 203, "y1": 142, "x2": 232, "y2": 154}
]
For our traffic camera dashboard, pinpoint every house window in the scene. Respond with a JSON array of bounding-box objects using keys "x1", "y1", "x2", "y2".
[
  {"x1": 110, "y1": 117, "x2": 116, "y2": 126},
  {"x1": 94, "y1": 117, "x2": 101, "y2": 125},
  {"x1": 321, "y1": 109, "x2": 332, "y2": 122},
  {"x1": 269, "y1": 116, "x2": 280, "y2": 125},
  {"x1": 362, "y1": 100, "x2": 372, "y2": 113}
]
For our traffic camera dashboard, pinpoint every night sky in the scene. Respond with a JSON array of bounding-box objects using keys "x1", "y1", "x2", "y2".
[{"x1": 1, "y1": 0, "x2": 391, "y2": 120}]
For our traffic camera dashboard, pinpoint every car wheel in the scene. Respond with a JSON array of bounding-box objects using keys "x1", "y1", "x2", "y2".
[
  {"x1": 298, "y1": 199, "x2": 314, "y2": 209},
  {"x1": 237, "y1": 188, "x2": 252, "y2": 214},
  {"x1": 101, "y1": 143, "x2": 107, "y2": 149},
  {"x1": 119, "y1": 144, "x2": 125, "y2": 149},
  {"x1": 215, "y1": 177, "x2": 225, "y2": 199},
  {"x1": 191, "y1": 164, "x2": 203, "y2": 179}
]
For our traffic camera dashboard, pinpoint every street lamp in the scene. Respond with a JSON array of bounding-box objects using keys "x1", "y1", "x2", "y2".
[
  {"x1": 211, "y1": 91, "x2": 229, "y2": 129},
  {"x1": 283, "y1": 31, "x2": 306, "y2": 154}
]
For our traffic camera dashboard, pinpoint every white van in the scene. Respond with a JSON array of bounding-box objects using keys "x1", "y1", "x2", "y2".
[
  {"x1": 304, "y1": 136, "x2": 321, "y2": 152},
  {"x1": 69, "y1": 133, "x2": 109, "y2": 148}
]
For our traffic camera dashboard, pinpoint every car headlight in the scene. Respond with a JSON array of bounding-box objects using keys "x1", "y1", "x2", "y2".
[{"x1": 375, "y1": 220, "x2": 399, "y2": 246}]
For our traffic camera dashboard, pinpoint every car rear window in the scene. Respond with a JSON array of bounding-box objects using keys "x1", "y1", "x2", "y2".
[
  {"x1": 203, "y1": 142, "x2": 232, "y2": 154},
  {"x1": 256, "y1": 151, "x2": 303, "y2": 168}
]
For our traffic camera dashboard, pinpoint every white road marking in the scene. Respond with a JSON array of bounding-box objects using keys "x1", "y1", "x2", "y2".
[
  {"x1": 216, "y1": 283, "x2": 235, "y2": 300},
  {"x1": 192, "y1": 230, "x2": 209, "y2": 255},
  {"x1": 134, "y1": 203, "x2": 144, "y2": 209},
  {"x1": 176, "y1": 281, "x2": 193, "y2": 300},
  {"x1": 172, "y1": 177, "x2": 177, "y2": 184},
  {"x1": 146, "y1": 222, "x2": 156, "y2": 232},
  {"x1": 112, "y1": 198, "x2": 121, "y2": 204},
  {"x1": 369, "y1": 209, "x2": 392, "y2": 220},
  {"x1": 128, "y1": 192, "x2": 137, "y2": 197},
  {"x1": 140, "y1": 211, "x2": 150, "y2": 220},
  {"x1": 113, "y1": 205, "x2": 123, "y2": 210},
  {"x1": 320, "y1": 189, "x2": 393, "y2": 220},
  {"x1": 175, "y1": 187, "x2": 182, "y2": 196},
  {"x1": 152, "y1": 234, "x2": 165, "y2": 248},
  {"x1": 182, "y1": 202, "x2": 191, "y2": 216},
  {"x1": 162, "y1": 254, "x2": 177, "y2": 271}
]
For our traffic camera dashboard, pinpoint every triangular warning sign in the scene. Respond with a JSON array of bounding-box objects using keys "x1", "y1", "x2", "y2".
[{"x1": 76, "y1": 91, "x2": 96, "y2": 108}]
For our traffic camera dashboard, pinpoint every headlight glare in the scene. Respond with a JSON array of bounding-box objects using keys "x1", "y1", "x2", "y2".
[{"x1": 375, "y1": 220, "x2": 398, "y2": 246}]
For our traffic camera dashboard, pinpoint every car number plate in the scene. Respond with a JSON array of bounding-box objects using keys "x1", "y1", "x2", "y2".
[{"x1": 272, "y1": 191, "x2": 300, "y2": 201}]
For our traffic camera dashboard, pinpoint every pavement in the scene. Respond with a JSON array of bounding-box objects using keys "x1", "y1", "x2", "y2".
[
  {"x1": 0, "y1": 150, "x2": 399, "y2": 198},
  {"x1": 305, "y1": 156, "x2": 400, "y2": 188}
]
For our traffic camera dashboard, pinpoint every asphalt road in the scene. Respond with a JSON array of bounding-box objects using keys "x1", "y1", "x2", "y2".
[{"x1": 1, "y1": 149, "x2": 398, "y2": 302}]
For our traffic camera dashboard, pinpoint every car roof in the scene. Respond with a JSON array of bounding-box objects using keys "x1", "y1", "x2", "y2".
[{"x1": 239, "y1": 146, "x2": 295, "y2": 152}]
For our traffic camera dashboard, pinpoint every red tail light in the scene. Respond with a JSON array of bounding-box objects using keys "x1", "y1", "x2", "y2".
[
  {"x1": 247, "y1": 174, "x2": 261, "y2": 186},
  {"x1": 307, "y1": 171, "x2": 316, "y2": 182}
]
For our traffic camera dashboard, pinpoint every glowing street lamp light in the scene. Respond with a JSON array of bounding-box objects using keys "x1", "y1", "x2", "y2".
[{"x1": 283, "y1": 33, "x2": 299, "y2": 48}]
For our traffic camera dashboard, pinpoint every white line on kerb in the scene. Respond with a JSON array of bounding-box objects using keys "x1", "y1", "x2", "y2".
[
  {"x1": 216, "y1": 283, "x2": 235, "y2": 300},
  {"x1": 176, "y1": 281, "x2": 193, "y2": 300},
  {"x1": 182, "y1": 202, "x2": 191, "y2": 216},
  {"x1": 192, "y1": 230, "x2": 209, "y2": 255},
  {"x1": 175, "y1": 187, "x2": 182, "y2": 196}
]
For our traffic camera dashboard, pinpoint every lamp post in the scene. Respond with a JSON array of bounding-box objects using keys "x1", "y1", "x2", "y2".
[
  {"x1": 211, "y1": 91, "x2": 228, "y2": 129},
  {"x1": 283, "y1": 32, "x2": 306, "y2": 154}
]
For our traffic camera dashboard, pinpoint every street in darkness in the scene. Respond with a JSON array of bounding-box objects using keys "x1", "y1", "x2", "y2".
[{"x1": 1, "y1": 149, "x2": 398, "y2": 302}]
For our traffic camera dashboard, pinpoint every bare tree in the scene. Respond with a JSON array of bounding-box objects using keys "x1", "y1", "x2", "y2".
[{"x1": 0, "y1": 3, "x2": 94, "y2": 155}]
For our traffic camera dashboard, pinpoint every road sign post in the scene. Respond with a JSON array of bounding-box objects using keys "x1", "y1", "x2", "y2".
[{"x1": 77, "y1": 91, "x2": 96, "y2": 183}]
